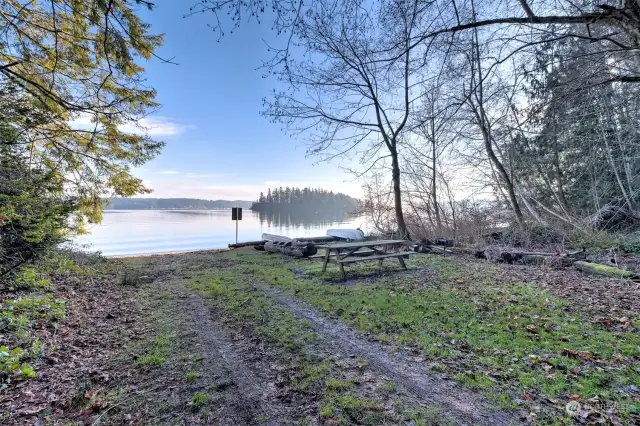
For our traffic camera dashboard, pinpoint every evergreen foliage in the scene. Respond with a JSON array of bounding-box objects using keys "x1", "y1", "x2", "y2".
[
  {"x1": 0, "y1": 122, "x2": 75, "y2": 280},
  {"x1": 251, "y1": 187, "x2": 359, "y2": 215},
  {"x1": 0, "y1": 0, "x2": 165, "y2": 224},
  {"x1": 0, "y1": 0, "x2": 163, "y2": 279}
]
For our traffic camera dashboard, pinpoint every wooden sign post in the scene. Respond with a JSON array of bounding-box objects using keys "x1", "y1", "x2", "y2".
[{"x1": 231, "y1": 207, "x2": 242, "y2": 244}]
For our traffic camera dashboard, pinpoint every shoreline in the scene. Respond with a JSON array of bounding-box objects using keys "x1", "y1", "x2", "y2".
[{"x1": 107, "y1": 247, "x2": 231, "y2": 259}]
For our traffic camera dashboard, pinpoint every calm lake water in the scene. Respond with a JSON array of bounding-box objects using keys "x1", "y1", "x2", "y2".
[{"x1": 73, "y1": 210, "x2": 364, "y2": 256}]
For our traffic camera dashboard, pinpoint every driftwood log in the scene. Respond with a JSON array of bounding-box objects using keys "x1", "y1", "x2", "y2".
[
  {"x1": 414, "y1": 244, "x2": 454, "y2": 254},
  {"x1": 262, "y1": 233, "x2": 293, "y2": 243},
  {"x1": 574, "y1": 261, "x2": 639, "y2": 280},
  {"x1": 264, "y1": 241, "x2": 317, "y2": 258},
  {"x1": 229, "y1": 240, "x2": 266, "y2": 248},
  {"x1": 475, "y1": 247, "x2": 586, "y2": 264},
  {"x1": 261, "y1": 233, "x2": 336, "y2": 244}
]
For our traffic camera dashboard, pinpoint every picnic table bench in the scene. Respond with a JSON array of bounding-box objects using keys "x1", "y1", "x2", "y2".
[{"x1": 315, "y1": 239, "x2": 416, "y2": 279}]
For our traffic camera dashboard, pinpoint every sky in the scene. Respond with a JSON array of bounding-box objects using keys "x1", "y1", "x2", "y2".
[{"x1": 125, "y1": 2, "x2": 363, "y2": 201}]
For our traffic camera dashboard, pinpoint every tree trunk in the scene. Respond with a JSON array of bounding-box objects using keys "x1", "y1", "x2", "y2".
[
  {"x1": 391, "y1": 148, "x2": 410, "y2": 240},
  {"x1": 480, "y1": 121, "x2": 525, "y2": 226},
  {"x1": 470, "y1": 33, "x2": 524, "y2": 227},
  {"x1": 574, "y1": 261, "x2": 638, "y2": 280},
  {"x1": 431, "y1": 132, "x2": 442, "y2": 232},
  {"x1": 552, "y1": 130, "x2": 570, "y2": 213}
]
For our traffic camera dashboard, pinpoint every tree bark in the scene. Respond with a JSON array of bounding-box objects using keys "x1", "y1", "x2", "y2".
[
  {"x1": 391, "y1": 147, "x2": 410, "y2": 240},
  {"x1": 431, "y1": 126, "x2": 442, "y2": 232},
  {"x1": 574, "y1": 261, "x2": 639, "y2": 280},
  {"x1": 478, "y1": 113, "x2": 525, "y2": 226},
  {"x1": 470, "y1": 31, "x2": 524, "y2": 227}
]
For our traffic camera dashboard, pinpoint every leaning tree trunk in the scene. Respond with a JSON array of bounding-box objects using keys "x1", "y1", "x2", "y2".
[
  {"x1": 471, "y1": 32, "x2": 524, "y2": 228},
  {"x1": 480, "y1": 123, "x2": 524, "y2": 227}
]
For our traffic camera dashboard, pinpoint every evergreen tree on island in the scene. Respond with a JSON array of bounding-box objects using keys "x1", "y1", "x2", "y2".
[{"x1": 251, "y1": 187, "x2": 359, "y2": 215}]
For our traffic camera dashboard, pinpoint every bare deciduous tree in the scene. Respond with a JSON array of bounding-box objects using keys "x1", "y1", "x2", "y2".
[{"x1": 262, "y1": 0, "x2": 437, "y2": 239}]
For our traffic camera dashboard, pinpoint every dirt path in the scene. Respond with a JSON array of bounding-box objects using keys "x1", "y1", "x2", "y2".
[
  {"x1": 261, "y1": 284, "x2": 525, "y2": 426},
  {"x1": 154, "y1": 276, "x2": 296, "y2": 425},
  {"x1": 115, "y1": 251, "x2": 527, "y2": 424}
]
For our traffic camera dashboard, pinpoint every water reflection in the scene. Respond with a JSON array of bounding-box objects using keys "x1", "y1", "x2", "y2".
[
  {"x1": 257, "y1": 211, "x2": 361, "y2": 229},
  {"x1": 74, "y1": 209, "x2": 362, "y2": 256}
]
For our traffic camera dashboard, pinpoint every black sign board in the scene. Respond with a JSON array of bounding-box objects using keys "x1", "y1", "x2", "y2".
[{"x1": 231, "y1": 207, "x2": 243, "y2": 221}]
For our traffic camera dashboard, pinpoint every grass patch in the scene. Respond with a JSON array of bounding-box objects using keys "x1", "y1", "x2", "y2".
[
  {"x1": 305, "y1": 262, "x2": 410, "y2": 282},
  {"x1": 136, "y1": 334, "x2": 172, "y2": 366},
  {"x1": 319, "y1": 393, "x2": 387, "y2": 425},
  {"x1": 190, "y1": 392, "x2": 211, "y2": 408},
  {"x1": 184, "y1": 371, "x2": 199, "y2": 381},
  {"x1": 210, "y1": 250, "x2": 640, "y2": 422},
  {"x1": 186, "y1": 254, "x2": 445, "y2": 424}
]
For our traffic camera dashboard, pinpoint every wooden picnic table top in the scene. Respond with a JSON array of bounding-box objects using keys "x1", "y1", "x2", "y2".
[{"x1": 316, "y1": 239, "x2": 410, "y2": 249}]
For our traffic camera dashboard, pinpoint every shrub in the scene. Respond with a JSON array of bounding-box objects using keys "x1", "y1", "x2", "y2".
[
  {"x1": 488, "y1": 222, "x2": 564, "y2": 248},
  {"x1": 1, "y1": 130, "x2": 77, "y2": 283},
  {"x1": 11, "y1": 268, "x2": 51, "y2": 290},
  {"x1": 619, "y1": 233, "x2": 640, "y2": 254},
  {"x1": 565, "y1": 228, "x2": 619, "y2": 250},
  {"x1": 0, "y1": 346, "x2": 36, "y2": 384},
  {"x1": 0, "y1": 295, "x2": 66, "y2": 336}
]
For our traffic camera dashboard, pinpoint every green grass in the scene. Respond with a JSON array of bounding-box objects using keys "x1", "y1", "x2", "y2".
[
  {"x1": 184, "y1": 371, "x2": 199, "y2": 381},
  {"x1": 190, "y1": 392, "x2": 211, "y2": 408},
  {"x1": 186, "y1": 253, "x2": 447, "y2": 424},
  {"x1": 319, "y1": 393, "x2": 386, "y2": 424},
  {"x1": 136, "y1": 334, "x2": 172, "y2": 366},
  {"x1": 208, "y1": 250, "x2": 640, "y2": 422}
]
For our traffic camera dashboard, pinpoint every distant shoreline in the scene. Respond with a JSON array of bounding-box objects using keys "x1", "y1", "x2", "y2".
[
  {"x1": 104, "y1": 208, "x2": 238, "y2": 211},
  {"x1": 103, "y1": 197, "x2": 253, "y2": 210}
]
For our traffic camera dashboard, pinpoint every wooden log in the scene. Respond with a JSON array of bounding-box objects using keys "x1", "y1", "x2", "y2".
[
  {"x1": 229, "y1": 240, "x2": 266, "y2": 248},
  {"x1": 262, "y1": 233, "x2": 293, "y2": 243},
  {"x1": 414, "y1": 244, "x2": 453, "y2": 254},
  {"x1": 481, "y1": 247, "x2": 586, "y2": 264},
  {"x1": 522, "y1": 255, "x2": 546, "y2": 265},
  {"x1": 574, "y1": 261, "x2": 639, "y2": 280},
  {"x1": 261, "y1": 233, "x2": 336, "y2": 244},
  {"x1": 264, "y1": 241, "x2": 318, "y2": 258}
]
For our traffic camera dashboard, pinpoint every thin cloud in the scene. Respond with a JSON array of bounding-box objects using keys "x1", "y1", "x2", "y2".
[
  {"x1": 157, "y1": 170, "x2": 179, "y2": 175},
  {"x1": 69, "y1": 114, "x2": 193, "y2": 137},
  {"x1": 186, "y1": 172, "x2": 238, "y2": 179}
]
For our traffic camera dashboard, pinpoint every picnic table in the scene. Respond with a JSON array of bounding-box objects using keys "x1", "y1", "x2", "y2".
[{"x1": 315, "y1": 239, "x2": 416, "y2": 279}]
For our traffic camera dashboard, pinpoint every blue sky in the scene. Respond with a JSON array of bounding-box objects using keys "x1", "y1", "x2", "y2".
[{"x1": 128, "y1": 2, "x2": 362, "y2": 201}]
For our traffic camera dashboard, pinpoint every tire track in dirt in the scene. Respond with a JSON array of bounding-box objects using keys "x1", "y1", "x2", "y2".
[
  {"x1": 261, "y1": 285, "x2": 525, "y2": 426},
  {"x1": 157, "y1": 278, "x2": 294, "y2": 425}
]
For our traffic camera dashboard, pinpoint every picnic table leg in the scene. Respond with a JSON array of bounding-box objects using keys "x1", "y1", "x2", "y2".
[
  {"x1": 338, "y1": 261, "x2": 346, "y2": 280},
  {"x1": 321, "y1": 248, "x2": 330, "y2": 273}
]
